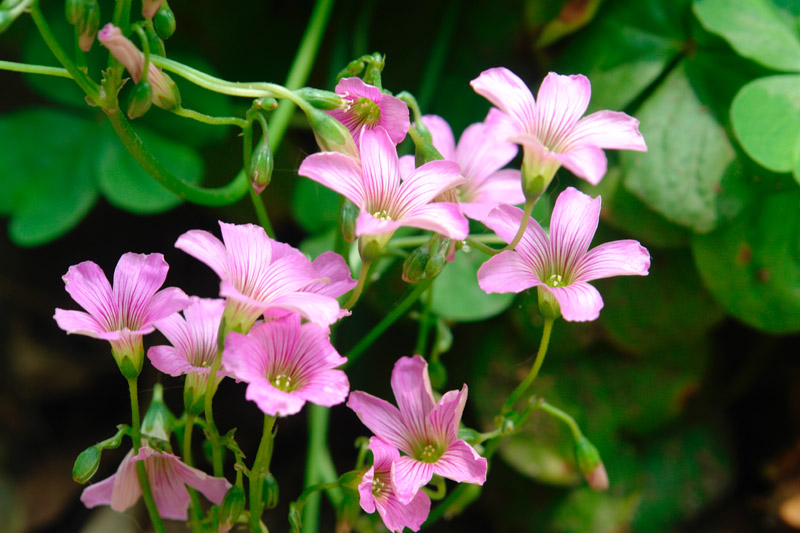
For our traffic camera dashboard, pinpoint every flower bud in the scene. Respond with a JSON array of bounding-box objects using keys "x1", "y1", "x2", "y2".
[
  {"x1": 537, "y1": 286, "x2": 562, "y2": 321},
  {"x1": 361, "y1": 52, "x2": 384, "y2": 87},
  {"x1": 261, "y1": 473, "x2": 279, "y2": 509},
  {"x1": 150, "y1": 70, "x2": 181, "y2": 110},
  {"x1": 141, "y1": 383, "x2": 174, "y2": 442},
  {"x1": 402, "y1": 245, "x2": 431, "y2": 283},
  {"x1": 337, "y1": 470, "x2": 363, "y2": 498},
  {"x1": 340, "y1": 199, "x2": 358, "y2": 243},
  {"x1": 65, "y1": 0, "x2": 85, "y2": 25},
  {"x1": 145, "y1": 23, "x2": 166, "y2": 57},
  {"x1": 127, "y1": 80, "x2": 153, "y2": 119},
  {"x1": 249, "y1": 139, "x2": 273, "y2": 194},
  {"x1": 183, "y1": 372, "x2": 207, "y2": 416},
  {"x1": 218, "y1": 485, "x2": 246, "y2": 525},
  {"x1": 142, "y1": 0, "x2": 165, "y2": 19},
  {"x1": 304, "y1": 106, "x2": 359, "y2": 159},
  {"x1": 295, "y1": 87, "x2": 346, "y2": 110},
  {"x1": 425, "y1": 241, "x2": 449, "y2": 279},
  {"x1": 76, "y1": 0, "x2": 100, "y2": 52},
  {"x1": 153, "y1": 2, "x2": 176, "y2": 39},
  {"x1": 574, "y1": 435, "x2": 609, "y2": 491},
  {"x1": 72, "y1": 445, "x2": 102, "y2": 484}
]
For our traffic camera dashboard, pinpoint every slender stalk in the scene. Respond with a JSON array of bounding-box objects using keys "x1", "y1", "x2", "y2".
[
  {"x1": 343, "y1": 259, "x2": 371, "y2": 310},
  {"x1": 531, "y1": 398, "x2": 581, "y2": 439},
  {"x1": 250, "y1": 415, "x2": 277, "y2": 533},
  {"x1": 127, "y1": 378, "x2": 166, "y2": 533},
  {"x1": 204, "y1": 348, "x2": 225, "y2": 477},
  {"x1": 415, "y1": 285, "x2": 434, "y2": 356},
  {"x1": 501, "y1": 317, "x2": 554, "y2": 415},
  {"x1": 502, "y1": 198, "x2": 535, "y2": 252},
  {"x1": 0, "y1": 60, "x2": 71, "y2": 78},
  {"x1": 464, "y1": 237, "x2": 501, "y2": 257},
  {"x1": 303, "y1": 405, "x2": 332, "y2": 533},
  {"x1": 182, "y1": 414, "x2": 204, "y2": 533},
  {"x1": 172, "y1": 106, "x2": 248, "y2": 128},
  {"x1": 344, "y1": 277, "x2": 434, "y2": 368},
  {"x1": 249, "y1": 187, "x2": 276, "y2": 238}
]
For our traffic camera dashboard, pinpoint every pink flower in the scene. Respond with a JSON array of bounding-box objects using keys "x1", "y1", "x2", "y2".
[
  {"x1": 477, "y1": 187, "x2": 651, "y2": 321},
  {"x1": 400, "y1": 109, "x2": 524, "y2": 222},
  {"x1": 222, "y1": 314, "x2": 348, "y2": 417},
  {"x1": 327, "y1": 77, "x2": 410, "y2": 146},
  {"x1": 348, "y1": 355, "x2": 487, "y2": 505},
  {"x1": 470, "y1": 67, "x2": 646, "y2": 186},
  {"x1": 298, "y1": 128, "x2": 469, "y2": 248},
  {"x1": 359, "y1": 437, "x2": 431, "y2": 533},
  {"x1": 175, "y1": 222, "x2": 343, "y2": 332},
  {"x1": 54, "y1": 253, "x2": 188, "y2": 374},
  {"x1": 81, "y1": 445, "x2": 231, "y2": 520}
]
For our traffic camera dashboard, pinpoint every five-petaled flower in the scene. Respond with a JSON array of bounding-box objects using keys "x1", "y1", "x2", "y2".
[
  {"x1": 327, "y1": 77, "x2": 410, "y2": 146},
  {"x1": 54, "y1": 252, "x2": 189, "y2": 377},
  {"x1": 471, "y1": 67, "x2": 647, "y2": 191},
  {"x1": 348, "y1": 355, "x2": 487, "y2": 505},
  {"x1": 477, "y1": 187, "x2": 651, "y2": 322}
]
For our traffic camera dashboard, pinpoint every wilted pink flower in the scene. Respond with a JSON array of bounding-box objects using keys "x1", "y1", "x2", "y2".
[
  {"x1": 98, "y1": 24, "x2": 180, "y2": 109},
  {"x1": 477, "y1": 187, "x2": 651, "y2": 321},
  {"x1": 54, "y1": 253, "x2": 188, "y2": 374},
  {"x1": 175, "y1": 222, "x2": 343, "y2": 332},
  {"x1": 299, "y1": 128, "x2": 468, "y2": 249},
  {"x1": 223, "y1": 314, "x2": 348, "y2": 417},
  {"x1": 400, "y1": 110, "x2": 524, "y2": 222},
  {"x1": 327, "y1": 77, "x2": 410, "y2": 146},
  {"x1": 81, "y1": 445, "x2": 230, "y2": 520},
  {"x1": 359, "y1": 437, "x2": 431, "y2": 533},
  {"x1": 471, "y1": 67, "x2": 646, "y2": 186},
  {"x1": 348, "y1": 355, "x2": 487, "y2": 505}
]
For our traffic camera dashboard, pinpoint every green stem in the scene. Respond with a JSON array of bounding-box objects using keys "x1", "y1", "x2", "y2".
[
  {"x1": 344, "y1": 277, "x2": 434, "y2": 368},
  {"x1": 415, "y1": 285, "x2": 433, "y2": 356},
  {"x1": 503, "y1": 199, "x2": 535, "y2": 252},
  {"x1": 250, "y1": 415, "x2": 277, "y2": 533},
  {"x1": 182, "y1": 414, "x2": 204, "y2": 533},
  {"x1": 204, "y1": 347, "x2": 225, "y2": 477},
  {"x1": 343, "y1": 259, "x2": 371, "y2": 310},
  {"x1": 531, "y1": 398, "x2": 581, "y2": 439},
  {"x1": 249, "y1": 187, "x2": 276, "y2": 238},
  {"x1": 0, "y1": 60, "x2": 71, "y2": 78},
  {"x1": 29, "y1": 2, "x2": 101, "y2": 105},
  {"x1": 127, "y1": 378, "x2": 166, "y2": 533},
  {"x1": 103, "y1": 108, "x2": 250, "y2": 206},
  {"x1": 501, "y1": 317, "x2": 554, "y2": 415},
  {"x1": 303, "y1": 405, "x2": 335, "y2": 533},
  {"x1": 172, "y1": 106, "x2": 248, "y2": 128},
  {"x1": 464, "y1": 237, "x2": 501, "y2": 257},
  {"x1": 416, "y1": 0, "x2": 458, "y2": 111}
]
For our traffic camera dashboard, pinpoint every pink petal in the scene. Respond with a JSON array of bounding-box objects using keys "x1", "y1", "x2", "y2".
[
  {"x1": 376, "y1": 485, "x2": 431, "y2": 532},
  {"x1": 369, "y1": 436, "x2": 401, "y2": 470},
  {"x1": 360, "y1": 128, "x2": 402, "y2": 210},
  {"x1": 546, "y1": 282, "x2": 604, "y2": 322},
  {"x1": 298, "y1": 152, "x2": 365, "y2": 206},
  {"x1": 53, "y1": 309, "x2": 105, "y2": 337},
  {"x1": 147, "y1": 345, "x2": 196, "y2": 376},
  {"x1": 391, "y1": 355, "x2": 436, "y2": 445},
  {"x1": 109, "y1": 450, "x2": 141, "y2": 513},
  {"x1": 223, "y1": 331, "x2": 269, "y2": 384},
  {"x1": 305, "y1": 252, "x2": 357, "y2": 298},
  {"x1": 477, "y1": 251, "x2": 540, "y2": 294},
  {"x1": 174, "y1": 229, "x2": 228, "y2": 279},
  {"x1": 392, "y1": 456, "x2": 434, "y2": 505},
  {"x1": 348, "y1": 391, "x2": 413, "y2": 453},
  {"x1": 298, "y1": 368, "x2": 349, "y2": 407},
  {"x1": 398, "y1": 154, "x2": 416, "y2": 179},
  {"x1": 470, "y1": 67, "x2": 534, "y2": 132},
  {"x1": 112, "y1": 254, "x2": 170, "y2": 326},
  {"x1": 143, "y1": 287, "x2": 190, "y2": 325},
  {"x1": 420, "y1": 115, "x2": 456, "y2": 161},
  {"x1": 399, "y1": 203, "x2": 469, "y2": 240},
  {"x1": 377, "y1": 93, "x2": 411, "y2": 144},
  {"x1": 355, "y1": 209, "x2": 403, "y2": 237},
  {"x1": 534, "y1": 72, "x2": 591, "y2": 148},
  {"x1": 358, "y1": 467, "x2": 377, "y2": 513},
  {"x1": 394, "y1": 160, "x2": 463, "y2": 215},
  {"x1": 267, "y1": 291, "x2": 343, "y2": 326},
  {"x1": 433, "y1": 439, "x2": 487, "y2": 485},
  {"x1": 482, "y1": 204, "x2": 549, "y2": 269},
  {"x1": 169, "y1": 453, "x2": 231, "y2": 505},
  {"x1": 455, "y1": 115, "x2": 518, "y2": 187},
  {"x1": 427, "y1": 387, "x2": 467, "y2": 443},
  {"x1": 568, "y1": 110, "x2": 647, "y2": 152},
  {"x1": 549, "y1": 187, "x2": 601, "y2": 274},
  {"x1": 61, "y1": 260, "x2": 115, "y2": 328},
  {"x1": 335, "y1": 77, "x2": 383, "y2": 101},
  {"x1": 80, "y1": 471, "x2": 118, "y2": 509},
  {"x1": 576, "y1": 240, "x2": 651, "y2": 282},
  {"x1": 552, "y1": 144, "x2": 608, "y2": 185},
  {"x1": 246, "y1": 378, "x2": 307, "y2": 416},
  {"x1": 460, "y1": 168, "x2": 524, "y2": 222}
]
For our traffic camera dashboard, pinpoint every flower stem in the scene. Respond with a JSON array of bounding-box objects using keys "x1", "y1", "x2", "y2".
[
  {"x1": 249, "y1": 415, "x2": 277, "y2": 533},
  {"x1": 172, "y1": 106, "x2": 248, "y2": 128},
  {"x1": 529, "y1": 397, "x2": 581, "y2": 439},
  {"x1": 502, "y1": 198, "x2": 535, "y2": 252},
  {"x1": 0, "y1": 60, "x2": 71, "y2": 78},
  {"x1": 249, "y1": 187, "x2": 276, "y2": 238},
  {"x1": 343, "y1": 259, "x2": 371, "y2": 310},
  {"x1": 204, "y1": 347, "x2": 225, "y2": 477},
  {"x1": 127, "y1": 378, "x2": 166, "y2": 533},
  {"x1": 501, "y1": 317, "x2": 554, "y2": 415},
  {"x1": 464, "y1": 237, "x2": 502, "y2": 257},
  {"x1": 302, "y1": 404, "x2": 340, "y2": 533},
  {"x1": 182, "y1": 414, "x2": 204, "y2": 533}
]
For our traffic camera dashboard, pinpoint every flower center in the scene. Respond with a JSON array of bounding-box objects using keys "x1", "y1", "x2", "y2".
[
  {"x1": 372, "y1": 209, "x2": 392, "y2": 221},
  {"x1": 546, "y1": 273, "x2": 563, "y2": 287},
  {"x1": 416, "y1": 443, "x2": 443, "y2": 464},
  {"x1": 371, "y1": 476, "x2": 387, "y2": 497},
  {"x1": 271, "y1": 373, "x2": 295, "y2": 392},
  {"x1": 351, "y1": 97, "x2": 381, "y2": 126}
]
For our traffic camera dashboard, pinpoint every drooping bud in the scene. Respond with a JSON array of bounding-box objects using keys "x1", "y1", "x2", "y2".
[
  {"x1": 218, "y1": 485, "x2": 246, "y2": 526},
  {"x1": 294, "y1": 87, "x2": 346, "y2": 110},
  {"x1": 76, "y1": 0, "x2": 100, "y2": 52},
  {"x1": 141, "y1": 0, "x2": 165, "y2": 19},
  {"x1": 409, "y1": 125, "x2": 444, "y2": 167},
  {"x1": 425, "y1": 240, "x2": 450, "y2": 279},
  {"x1": 361, "y1": 52, "x2": 384, "y2": 88},
  {"x1": 303, "y1": 106, "x2": 359, "y2": 159},
  {"x1": 145, "y1": 23, "x2": 166, "y2": 57},
  {"x1": 127, "y1": 80, "x2": 153, "y2": 119},
  {"x1": 537, "y1": 286, "x2": 562, "y2": 321},
  {"x1": 72, "y1": 445, "x2": 102, "y2": 484},
  {"x1": 340, "y1": 199, "x2": 358, "y2": 243},
  {"x1": 249, "y1": 138, "x2": 273, "y2": 194},
  {"x1": 574, "y1": 434, "x2": 609, "y2": 491},
  {"x1": 262, "y1": 473, "x2": 279, "y2": 510},
  {"x1": 141, "y1": 383, "x2": 174, "y2": 442},
  {"x1": 402, "y1": 245, "x2": 431, "y2": 283},
  {"x1": 153, "y1": 2, "x2": 176, "y2": 39}
]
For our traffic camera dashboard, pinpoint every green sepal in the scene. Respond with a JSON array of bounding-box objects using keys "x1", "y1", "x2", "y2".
[
  {"x1": 294, "y1": 87, "x2": 346, "y2": 110},
  {"x1": 261, "y1": 473, "x2": 279, "y2": 509},
  {"x1": 72, "y1": 445, "x2": 102, "y2": 484},
  {"x1": 402, "y1": 245, "x2": 431, "y2": 283},
  {"x1": 340, "y1": 199, "x2": 358, "y2": 243},
  {"x1": 127, "y1": 80, "x2": 153, "y2": 120},
  {"x1": 249, "y1": 139, "x2": 273, "y2": 194},
  {"x1": 218, "y1": 485, "x2": 246, "y2": 525}
]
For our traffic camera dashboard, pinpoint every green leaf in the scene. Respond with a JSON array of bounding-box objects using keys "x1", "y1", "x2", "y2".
[
  {"x1": 622, "y1": 61, "x2": 736, "y2": 233},
  {"x1": 731, "y1": 74, "x2": 800, "y2": 177},
  {"x1": 291, "y1": 177, "x2": 341, "y2": 233},
  {"x1": 693, "y1": 0, "x2": 800, "y2": 72},
  {"x1": 96, "y1": 125, "x2": 203, "y2": 214},
  {"x1": 431, "y1": 249, "x2": 515, "y2": 322},
  {"x1": 0, "y1": 108, "x2": 99, "y2": 246},
  {"x1": 691, "y1": 191, "x2": 800, "y2": 333}
]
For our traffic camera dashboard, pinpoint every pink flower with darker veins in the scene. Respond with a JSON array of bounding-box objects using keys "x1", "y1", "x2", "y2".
[
  {"x1": 81, "y1": 445, "x2": 230, "y2": 520},
  {"x1": 223, "y1": 314, "x2": 349, "y2": 417},
  {"x1": 477, "y1": 187, "x2": 651, "y2": 322},
  {"x1": 471, "y1": 67, "x2": 646, "y2": 189},
  {"x1": 327, "y1": 77, "x2": 410, "y2": 145},
  {"x1": 54, "y1": 253, "x2": 189, "y2": 376},
  {"x1": 348, "y1": 355, "x2": 487, "y2": 505},
  {"x1": 299, "y1": 128, "x2": 468, "y2": 252},
  {"x1": 359, "y1": 437, "x2": 431, "y2": 533},
  {"x1": 175, "y1": 222, "x2": 345, "y2": 332}
]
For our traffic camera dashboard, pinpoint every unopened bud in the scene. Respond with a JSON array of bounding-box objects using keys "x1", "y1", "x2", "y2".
[
  {"x1": 410, "y1": 125, "x2": 444, "y2": 167},
  {"x1": 218, "y1": 485, "x2": 246, "y2": 525},
  {"x1": 537, "y1": 286, "x2": 561, "y2": 321},
  {"x1": 72, "y1": 445, "x2": 102, "y2": 484},
  {"x1": 153, "y1": 2, "x2": 176, "y2": 39},
  {"x1": 142, "y1": 0, "x2": 165, "y2": 19},
  {"x1": 340, "y1": 199, "x2": 358, "y2": 243},
  {"x1": 402, "y1": 245, "x2": 431, "y2": 283},
  {"x1": 574, "y1": 435, "x2": 609, "y2": 491},
  {"x1": 361, "y1": 52, "x2": 384, "y2": 88},
  {"x1": 249, "y1": 140, "x2": 273, "y2": 194},
  {"x1": 150, "y1": 69, "x2": 180, "y2": 110},
  {"x1": 76, "y1": 0, "x2": 100, "y2": 51},
  {"x1": 145, "y1": 23, "x2": 166, "y2": 57},
  {"x1": 304, "y1": 106, "x2": 359, "y2": 159},
  {"x1": 127, "y1": 80, "x2": 153, "y2": 119},
  {"x1": 65, "y1": 0, "x2": 85, "y2": 25},
  {"x1": 141, "y1": 383, "x2": 174, "y2": 442},
  {"x1": 425, "y1": 241, "x2": 449, "y2": 279},
  {"x1": 295, "y1": 87, "x2": 346, "y2": 110},
  {"x1": 337, "y1": 470, "x2": 362, "y2": 498},
  {"x1": 262, "y1": 473, "x2": 279, "y2": 510}
]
